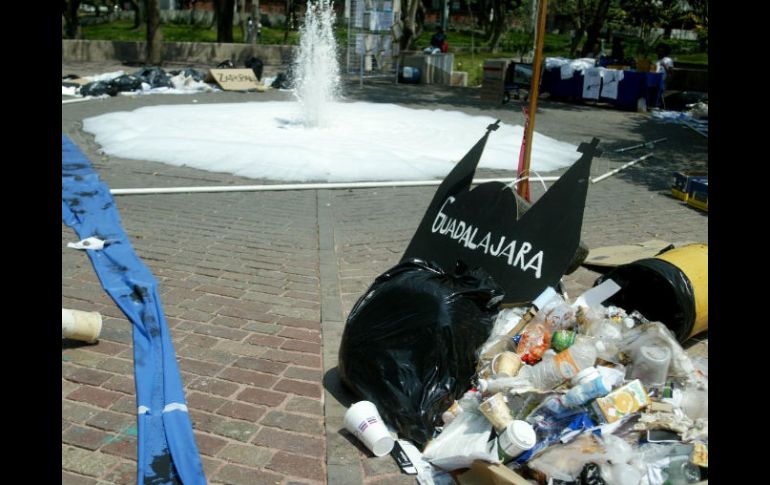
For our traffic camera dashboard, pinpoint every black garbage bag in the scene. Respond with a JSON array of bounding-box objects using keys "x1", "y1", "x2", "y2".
[
  {"x1": 596, "y1": 257, "x2": 698, "y2": 342},
  {"x1": 132, "y1": 67, "x2": 173, "y2": 88},
  {"x1": 110, "y1": 74, "x2": 144, "y2": 92},
  {"x1": 80, "y1": 81, "x2": 119, "y2": 97},
  {"x1": 244, "y1": 56, "x2": 264, "y2": 81},
  {"x1": 338, "y1": 258, "x2": 504, "y2": 447},
  {"x1": 173, "y1": 67, "x2": 207, "y2": 82},
  {"x1": 579, "y1": 463, "x2": 607, "y2": 485},
  {"x1": 271, "y1": 72, "x2": 293, "y2": 89}
]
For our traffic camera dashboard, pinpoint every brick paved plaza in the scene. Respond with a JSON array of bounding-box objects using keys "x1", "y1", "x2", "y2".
[{"x1": 62, "y1": 63, "x2": 707, "y2": 485}]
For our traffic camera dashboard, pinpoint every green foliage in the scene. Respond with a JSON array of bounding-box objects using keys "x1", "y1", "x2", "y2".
[{"x1": 81, "y1": 19, "x2": 307, "y2": 44}]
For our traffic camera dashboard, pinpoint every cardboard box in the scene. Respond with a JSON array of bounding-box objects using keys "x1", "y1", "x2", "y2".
[
  {"x1": 592, "y1": 379, "x2": 651, "y2": 423},
  {"x1": 456, "y1": 460, "x2": 533, "y2": 485},
  {"x1": 209, "y1": 68, "x2": 264, "y2": 91},
  {"x1": 671, "y1": 171, "x2": 707, "y2": 201}
]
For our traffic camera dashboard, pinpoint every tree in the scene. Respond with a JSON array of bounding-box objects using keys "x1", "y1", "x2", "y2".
[
  {"x1": 214, "y1": 0, "x2": 236, "y2": 43},
  {"x1": 63, "y1": 0, "x2": 83, "y2": 39},
  {"x1": 399, "y1": 0, "x2": 427, "y2": 51},
  {"x1": 145, "y1": 0, "x2": 163, "y2": 64},
  {"x1": 486, "y1": 0, "x2": 524, "y2": 53},
  {"x1": 577, "y1": 0, "x2": 612, "y2": 57},
  {"x1": 129, "y1": 0, "x2": 146, "y2": 28}
]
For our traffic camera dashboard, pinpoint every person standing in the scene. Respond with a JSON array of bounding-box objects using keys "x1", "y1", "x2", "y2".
[{"x1": 655, "y1": 43, "x2": 674, "y2": 80}]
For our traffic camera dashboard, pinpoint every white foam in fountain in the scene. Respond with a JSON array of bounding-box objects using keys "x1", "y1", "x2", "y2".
[
  {"x1": 293, "y1": 0, "x2": 340, "y2": 127},
  {"x1": 81, "y1": 1, "x2": 581, "y2": 183},
  {"x1": 83, "y1": 102, "x2": 580, "y2": 182}
]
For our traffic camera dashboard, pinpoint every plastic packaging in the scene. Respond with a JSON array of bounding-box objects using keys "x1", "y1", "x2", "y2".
[
  {"x1": 563, "y1": 375, "x2": 612, "y2": 408},
  {"x1": 525, "y1": 336, "x2": 600, "y2": 390},
  {"x1": 628, "y1": 341, "x2": 672, "y2": 386},
  {"x1": 570, "y1": 366, "x2": 600, "y2": 386},
  {"x1": 552, "y1": 329, "x2": 576, "y2": 351},
  {"x1": 516, "y1": 321, "x2": 552, "y2": 365},
  {"x1": 678, "y1": 388, "x2": 708, "y2": 420},
  {"x1": 421, "y1": 404, "x2": 499, "y2": 471},
  {"x1": 338, "y1": 258, "x2": 503, "y2": 446}
]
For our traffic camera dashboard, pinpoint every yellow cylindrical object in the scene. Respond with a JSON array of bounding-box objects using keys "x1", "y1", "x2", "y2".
[
  {"x1": 655, "y1": 244, "x2": 708, "y2": 338},
  {"x1": 62, "y1": 308, "x2": 103, "y2": 343}
]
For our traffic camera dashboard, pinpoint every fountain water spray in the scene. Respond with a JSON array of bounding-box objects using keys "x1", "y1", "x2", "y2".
[{"x1": 294, "y1": 0, "x2": 341, "y2": 127}]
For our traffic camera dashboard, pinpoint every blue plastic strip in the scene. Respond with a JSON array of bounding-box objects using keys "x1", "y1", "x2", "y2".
[{"x1": 62, "y1": 135, "x2": 207, "y2": 485}]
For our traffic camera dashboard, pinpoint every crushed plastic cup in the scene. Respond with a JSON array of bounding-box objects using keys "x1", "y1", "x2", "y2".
[
  {"x1": 630, "y1": 344, "x2": 672, "y2": 386},
  {"x1": 343, "y1": 401, "x2": 395, "y2": 457}
]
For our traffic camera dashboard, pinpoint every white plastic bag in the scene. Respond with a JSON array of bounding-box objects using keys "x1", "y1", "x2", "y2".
[{"x1": 421, "y1": 409, "x2": 499, "y2": 471}]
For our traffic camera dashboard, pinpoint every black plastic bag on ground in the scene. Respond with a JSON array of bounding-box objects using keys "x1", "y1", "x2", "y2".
[
  {"x1": 338, "y1": 258, "x2": 504, "y2": 447},
  {"x1": 111, "y1": 74, "x2": 144, "y2": 92},
  {"x1": 244, "y1": 56, "x2": 264, "y2": 81},
  {"x1": 176, "y1": 68, "x2": 207, "y2": 82},
  {"x1": 80, "y1": 81, "x2": 119, "y2": 97},
  {"x1": 271, "y1": 72, "x2": 292, "y2": 89},
  {"x1": 132, "y1": 67, "x2": 173, "y2": 88}
]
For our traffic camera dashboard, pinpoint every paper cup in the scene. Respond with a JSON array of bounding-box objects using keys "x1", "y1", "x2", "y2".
[
  {"x1": 344, "y1": 401, "x2": 394, "y2": 457},
  {"x1": 479, "y1": 393, "x2": 514, "y2": 432},
  {"x1": 492, "y1": 351, "x2": 522, "y2": 378},
  {"x1": 498, "y1": 420, "x2": 537, "y2": 461},
  {"x1": 62, "y1": 308, "x2": 103, "y2": 343}
]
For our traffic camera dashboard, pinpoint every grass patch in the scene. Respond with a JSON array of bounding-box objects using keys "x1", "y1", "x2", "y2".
[{"x1": 81, "y1": 19, "x2": 706, "y2": 82}]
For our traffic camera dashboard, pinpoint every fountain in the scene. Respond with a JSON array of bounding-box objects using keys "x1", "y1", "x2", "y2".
[
  {"x1": 81, "y1": 1, "x2": 581, "y2": 183},
  {"x1": 293, "y1": 0, "x2": 341, "y2": 127}
]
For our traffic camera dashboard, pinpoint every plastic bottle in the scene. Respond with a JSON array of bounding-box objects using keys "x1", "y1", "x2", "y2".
[
  {"x1": 526, "y1": 337, "x2": 602, "y2": 390},
  {"x1": 562, "y1": 375, "x2": 612, "y2": 408},
  {"x1": 477, "y1": 376, "x2": 530, "y2": 395},
  {"x1": 441, "y1": 389, "x2": 481, "y2": 425}
]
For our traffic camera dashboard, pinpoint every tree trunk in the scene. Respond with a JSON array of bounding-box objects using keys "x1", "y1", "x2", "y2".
[
  {"x1": 214, "y1": 0, "x2": 235, "y2": 43},
  {"x1": 130, "y1": 0, "x2": 145, "y2": 28},
  {"x1": 241, "y1": 0, "x2": 248, "y2": 42},
  {"x1": 579, "y1": 0, "x2": 610, "y2": 57},
  {"x1": 64, "y1": 0, "x2": 83, "y2": 39},
  {"x1": 252, "y1": 0, "x2": 260, "y2": 44},
  {"x1": 487, "y1": 1, "x2": 507, "y2": 52},
  {"x1": 145, "y1": 0, "x2": 163, "y2": 64},
  {"x1": 400, "y1": 0, "x2": 422, "y2": 51},
  {"x1": 283, "y1": 0, "x2": 292, "y2": 43}
]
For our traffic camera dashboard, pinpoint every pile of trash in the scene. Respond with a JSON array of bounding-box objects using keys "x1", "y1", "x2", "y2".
[
  {"x1": 340, "y1": 274, "x2": 707, "y2": 485},
  {"x1": 62, "y1": 66, "x2": 216, "y2": 98},
  {"x1": 62, "y1": 57, "x2": 298, "y2": 98}
]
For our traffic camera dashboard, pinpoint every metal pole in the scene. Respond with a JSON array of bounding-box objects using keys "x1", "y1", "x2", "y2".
[
  {"x1": 591, "y1": 154, "x2": 653, "y2": 183},
  {"x1": 108, "y1": 177, "x2": 560, "y2": 196},
  {"x1": 517, "y1": 0, "x2": 548, "y2": 200}
]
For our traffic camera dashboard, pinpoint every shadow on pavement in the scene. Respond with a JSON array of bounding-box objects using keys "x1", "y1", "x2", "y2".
[{"x1": 323, "y1": 366, "x2": 358, "y2": 409}]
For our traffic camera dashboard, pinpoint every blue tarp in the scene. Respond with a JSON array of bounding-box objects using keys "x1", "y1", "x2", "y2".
[{"x1": 62, "y1": 135, "x2": 207, "y2": 485}]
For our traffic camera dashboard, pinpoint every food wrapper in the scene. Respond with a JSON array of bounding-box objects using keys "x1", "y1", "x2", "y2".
[
  {"x1": 591, "y1": 379, "x2": 651, "y2": 423},
  {"x1": 691, "y1": 440, "x2": 708, "y2": 467}
]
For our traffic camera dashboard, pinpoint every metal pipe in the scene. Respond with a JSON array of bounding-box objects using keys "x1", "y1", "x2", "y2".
[
  {"x1": 591, "y1": 154, "x2": 653, "y2": 184},
  {"x1": 109, "y1": 176, "x2": 560, "y2": 196},
  {"x1": 62, "y1": 98, "x2": 94, "y2": 105},
  {"x1": 614, "y1": 137, "x2": 667, "y2": 153}
]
